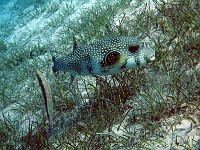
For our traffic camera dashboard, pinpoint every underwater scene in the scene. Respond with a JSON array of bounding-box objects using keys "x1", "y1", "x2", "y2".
[{"x1": 0, "y1": 0, "x2": 199, "y2": 149}]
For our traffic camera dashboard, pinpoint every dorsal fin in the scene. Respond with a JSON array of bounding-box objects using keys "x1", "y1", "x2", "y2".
[{"x1": 73, "y1": 35, "x2": 78, "y2": 50}]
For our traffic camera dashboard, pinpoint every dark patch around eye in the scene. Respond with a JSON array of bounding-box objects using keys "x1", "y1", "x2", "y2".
[
  {"x1": 100, "y1": 51, "x2": 120, "y2": 67},
  {"x1": 129, "y1": 45, "x2": 139, "y2": 53}
]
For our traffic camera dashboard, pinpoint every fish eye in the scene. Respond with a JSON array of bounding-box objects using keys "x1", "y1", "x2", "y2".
[
  {"x1": 129, "y1": 45, "x2": 139, "y2": 53},
  {"x1": 101, "y1": 51, "x2": 120, "y2": 67}
]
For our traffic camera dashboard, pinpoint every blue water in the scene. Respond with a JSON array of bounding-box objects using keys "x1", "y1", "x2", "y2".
[
  {"x1": 0, "y1": 0, "x2": 46, "y2": 40},
  {"x1": 0, "y1": 0, "x2": 117, "y2": 45}
]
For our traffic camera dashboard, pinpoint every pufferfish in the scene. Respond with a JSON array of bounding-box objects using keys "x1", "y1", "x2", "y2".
[{"x1": 52, "y1": 36, "x2": 155, "y2": 83}]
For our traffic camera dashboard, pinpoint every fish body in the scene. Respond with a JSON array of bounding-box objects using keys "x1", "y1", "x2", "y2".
[
  {"x1": 52, "y1": 36, "x2": 155, "y2": 82},
  {"x1": 36, "y1": 70, "x2": 53, "y2": 135}
]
